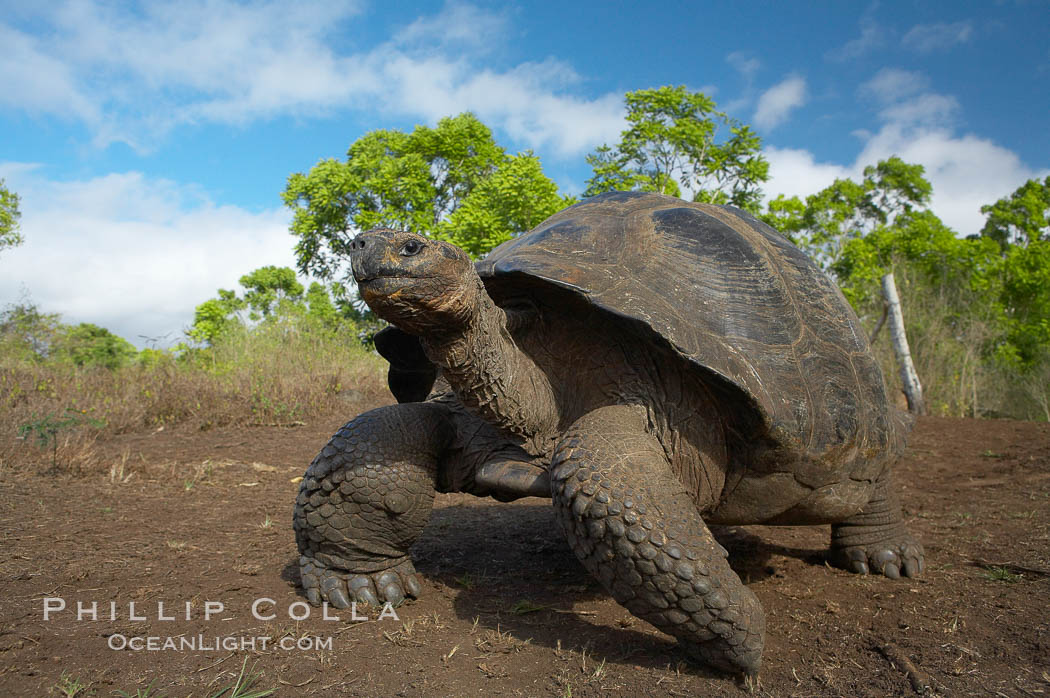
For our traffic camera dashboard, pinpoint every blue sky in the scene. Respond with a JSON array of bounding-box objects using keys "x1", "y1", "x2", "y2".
[{"x1": 1, "y1": 0, "x2": 1047, "y2": 346}]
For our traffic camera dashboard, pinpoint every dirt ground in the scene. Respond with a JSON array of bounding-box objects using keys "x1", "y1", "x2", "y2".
[{"x1": 1, "y1": 407, "x2": 1048, "y2": 697}]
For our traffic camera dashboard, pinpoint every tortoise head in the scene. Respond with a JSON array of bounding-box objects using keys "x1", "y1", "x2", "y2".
[{"x1": 350, "y1": 228, "x2": 483, "y2": 336}]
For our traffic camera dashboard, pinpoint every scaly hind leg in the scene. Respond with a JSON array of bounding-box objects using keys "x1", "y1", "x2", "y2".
[
  {"x1": 293, "y1": 403, "x2": 454, "y2": 608},
  {"x1": 830, "y1": 470, "x2": 924, "y2": 579},
  {"x1": 551, "y1": 404, "x2": 765, "y2": 676}
]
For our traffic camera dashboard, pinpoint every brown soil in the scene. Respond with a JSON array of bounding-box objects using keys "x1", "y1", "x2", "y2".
[{"x1": 1, "y1": 410, "x2": 1048, "y2": 697}]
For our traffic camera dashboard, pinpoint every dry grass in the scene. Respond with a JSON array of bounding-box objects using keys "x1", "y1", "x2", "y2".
[
  {"x1": 863, "y1": 268, "x2": 1048, "y2": 420},
  {"x1": 0, "y1": 322, "x2": 385, "y2": 471}
]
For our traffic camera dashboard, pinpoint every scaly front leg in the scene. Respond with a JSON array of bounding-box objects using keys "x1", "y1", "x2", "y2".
[
  {"x1": 551, "y1": 404, "x2": 765, "y2": 676},
  {"x1": 293, "y1": 403, "x2": 453, "y2": 607}
]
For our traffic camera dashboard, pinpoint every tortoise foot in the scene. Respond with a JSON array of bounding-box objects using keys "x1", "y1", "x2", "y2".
[
  {"x1": 299, "y1": 555, "x2": 423, "y2": 608},
  {"x1": 831, "y1": 533, "x2": 925, "y2": 579},
  {"x1": 830, "y1": 471, "x2": 924, "y2": 579},
  {"x1": 293, "y1": 404, "x2": 452, "y2": 609}
]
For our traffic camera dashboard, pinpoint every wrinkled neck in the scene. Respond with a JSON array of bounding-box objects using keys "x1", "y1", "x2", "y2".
[{"x1": 420, "y1": 292, "x2": 558, "y2": 441}]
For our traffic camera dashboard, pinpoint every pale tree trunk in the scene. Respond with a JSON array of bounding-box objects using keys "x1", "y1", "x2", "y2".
[{"x1": 882, "y1": 272, "x2": 926, "y2": 415}]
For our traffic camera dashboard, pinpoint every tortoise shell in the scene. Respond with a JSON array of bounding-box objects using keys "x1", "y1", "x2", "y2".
[{"x1": 383, "y1": 191, "x2": 902, "y2": 466}]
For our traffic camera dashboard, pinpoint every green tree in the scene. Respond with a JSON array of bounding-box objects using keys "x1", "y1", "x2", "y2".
[
  {"x1": 239, "y1": 265, "x2": 305, "y2": 320},
  {"x1": 187, "y1": 289, "x2": 247, "y2": 345},
  {"x1": 55, "y1": 323, "x2": 138, "y2": 370},
  {"x1": 584, "y1": 86, "x2": 769, "y2": 212},
  {"x1": 187, "y1": 268, "x2": 359, "y2": 345},
  {"x1": 0, "y1": 301, "x2": 62, "y2": 361},
  {"x1": 283, "y1": 112, "x2": 568, "y2": 272},
  {"x1": 762, "y1": 156, "x2": 932, "y2": 271},
  {"x1": 980, "y1": 176, "x2": 1050, "y2": 250},
  {"x1": 833, "y1": 209, "x2": 1000, "y2": 311},
  {"x1": 1, "y1": 179, "x2": 23, "y2": 254},
  {"x1": 305, "y1": 281, "x2": 340, "y2": 329},
  {"x1": 979, "y1": 179, "x2": 1050, "y2": 369},
  {"x1": 441, "y1": 151, "x2": 575, "y2": 257},
  {"x1": 997, "y1": 240, "x2": 1050, "y2": 367}
]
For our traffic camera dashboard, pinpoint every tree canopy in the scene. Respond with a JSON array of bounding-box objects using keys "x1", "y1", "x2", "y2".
[
  {"x1": 282, "y1": 112, "x2": 571, "y2": 274},
  {"x1": 187, "y1": 267, "x2": 359, "y2": 345},
  {"x1": 584, "y1": 86, "x2": 769, "y2": 212},
  {"x1": 761, "y1": 156, "x2": 931, "y2": 272},
  {"x1": 979, "y1": 175, "x2": 1050, "y2": 250},
  {"x1": 238, "y1": 266, "x2": 305, "y2": 320},
  {"x1": 0, "y1": 302, "x2": 62, "y2": 362},
  {"x1": 978, "y1": 177, "x2": 1050, "y2": 369},
  {"x1": 56, "y1": 323, "x2": 138, "y2": 370},
  {"x1": 440, "y1": 151, "x2": 573, "y2": 257},
  {"x1": 1, "y1": 179, "x2": 23, "y2": 255},
  {"x1": 0, "y1": 302, "x2": 139, "y2": 370},
  {"x1": 758, "y1": 159, "x2": 1050, "y2": 417}
]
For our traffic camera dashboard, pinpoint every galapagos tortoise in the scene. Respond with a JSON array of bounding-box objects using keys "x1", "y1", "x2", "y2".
[{"x1": 293, "y1": 191, "x2": 924, "y2": 675}]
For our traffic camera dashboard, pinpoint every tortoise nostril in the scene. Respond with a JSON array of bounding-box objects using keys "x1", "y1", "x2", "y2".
[{"x1": 352, "y1": 237, "x2": 367, "y2": 251}]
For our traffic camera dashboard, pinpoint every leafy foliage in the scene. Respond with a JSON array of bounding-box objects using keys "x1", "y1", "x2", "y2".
[
  {"x1": 187, "y1": 289, "x2": 246, "y2": 345},
  {"x1": 440, "y1": 151, "x2": 575, "y2": 257},
  {"x1": 55, "y1": 323, "x2": 138, "y2": 370},
  {"x1": 0, "y1": 302, "x2": 63, "y2": 361},
  {"x1": 997, "y1": 239, "x2": 1050, "y2": 368},
  {"x1": 186, "y1": 266, "x2": 365, "y2": 347},
  {"x1": 1, "y1": 303, "x2": 138, "y2": 370},
  {"x1": 762, "y1": 158, "x2": 1050, "y2": 418},
  {"x1": 304, "y1": 281, "x2": 340, "y2": 329},
  {"x1": 282, "y1": 112, "x2": 568, "y2": 271},
  {"x1": 239, "y1": 265, "x2": 305, "y2": 320},
  {"x1": 760, "y1": 156, "x2": 931, "y2": 270},
  {"x1": 980, "y1": 176, "x2": 1050, "y2": 250},
  {"x1": 0, "y1": 179, "x2": 22, "y2": 254},
  {"x1": 584, "y1": 86, "x2": 769, "y2": 212}
]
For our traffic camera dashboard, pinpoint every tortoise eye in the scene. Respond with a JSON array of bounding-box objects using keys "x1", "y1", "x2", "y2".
[{"x1": 400, "y1": 239, "x2": 424, "y2": 257}]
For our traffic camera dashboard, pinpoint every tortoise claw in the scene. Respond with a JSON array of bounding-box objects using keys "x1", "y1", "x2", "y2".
[
  {"x1": 832, "y1": 534, "x2": 924, "y2": 580},
  {"x1": 403, "y1": 573, "x2": 422, "y2": 598},
  {"x1": 348, "y1": 576, "x2": 380, "y2": 606},
  {"x1": 845, "y1": 548, "x2": 869, "y2": 575},
  {"x1": 299, "y1": 555, "x2": 423, "y2": 608},
  {"x1": 328, "y1": 586, "x2": 352, "y2": 609}
]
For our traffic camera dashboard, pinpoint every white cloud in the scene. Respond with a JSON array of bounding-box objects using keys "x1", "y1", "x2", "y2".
[
  {"x1": 0, "y1": 164, "x2": 296, "y2": 347},
  {"x1": 902, "y1": 21, "x2": 973, "y2": 53},
  {"x1": 0, "y1": 25, "x2": 98, "y2": 122},
  {"x1": 764, "y1": 127, "x2": 1046, "y2": 238},
  {"x1": 753, "y1": 75, "x2": 807, "y2": 130},
  {"x1": 762, "y1": 66, "x2": 1048, "y2": 236},
  {"x1": 861, "y1": 68, "x2": 959, "y2": 131},
  {"x1": 0, "y1": 0, "x2": 625, "y2": 158},
  {"x1": 726, "y1": 51, "x2": 761, "y2": 81},
  {"x1": 879, "y1": 93, "x2": 959, "y2": 130},
  {"x1": 371, "y1": 55, "x2": 625, "y2": 156},
  {"x1": 859, "y1": 68, "x2": 929, "y2": 104},
  {"x1": 827, "y1": 8, "x2": 885, "y2": 61},
  {"x1": 854, "y1": 126, "x2": 1048, "y2": 236},
  {"x1": 395, "y1": 1, "x2": 510, "y2": 50},
  {"x1": 764, "y1": 147, "x2": 852, "y2": 201}
]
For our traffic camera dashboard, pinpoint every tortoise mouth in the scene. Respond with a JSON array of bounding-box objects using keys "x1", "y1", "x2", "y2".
[
  {"x1": 355, "y1": 274, "x2": 441, "y2": 304},
  {"x1": 356, "y1": 272, "x2": 431, "y2": 286}
]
